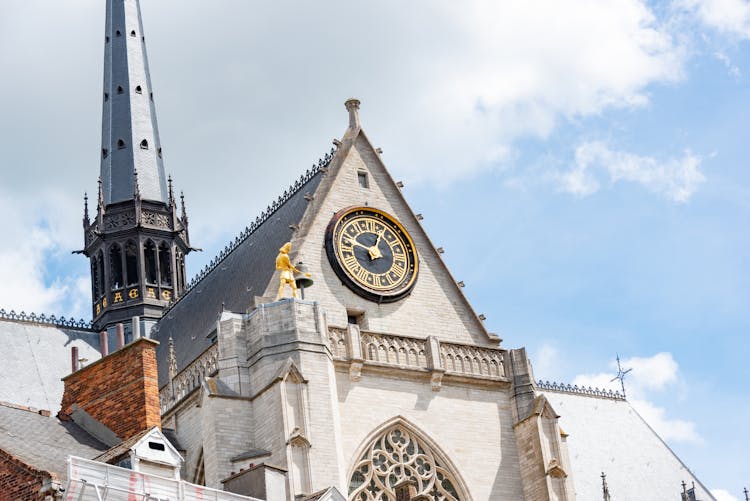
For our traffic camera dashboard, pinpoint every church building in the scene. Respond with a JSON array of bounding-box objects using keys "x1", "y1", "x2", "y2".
[{"x1": 0, "y1": 1, "x2": 716, "y2": 500}]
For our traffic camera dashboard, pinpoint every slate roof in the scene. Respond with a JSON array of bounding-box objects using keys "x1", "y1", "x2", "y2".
[
  {"x1": 152, "y1": 161, "x2": 329, "y2": 388},
  {"x1": 0, "y1": 402, "x2": 108, "y2": 482},
  {"x1": 0, "y1": 319, "x2": 101, "y2": 413}
]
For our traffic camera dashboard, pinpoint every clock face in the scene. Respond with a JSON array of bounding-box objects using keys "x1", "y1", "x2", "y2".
[{"x1": 325, "y1": 207, "x2": 418, "y2": 302}]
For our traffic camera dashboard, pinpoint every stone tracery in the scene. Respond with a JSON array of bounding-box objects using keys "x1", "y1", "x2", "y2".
[{"x1": 348, "y1": 424, "x2": 462, "y2": 501}]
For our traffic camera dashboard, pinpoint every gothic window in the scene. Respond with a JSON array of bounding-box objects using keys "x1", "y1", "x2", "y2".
[
  {"x1": 157, "y1": 147, "x2": 162, "y2": 158},
  {"x1": 125, "y1": 240, "x2": 139, "y2": 286},
  {"x1": 97, "y1": 250, "x2": 105, "y2": 298},
  {"x1": 130, "y1": 30, "x2": 136, "y2": 37},
  {"x1": 135, "y1": 85, "x2": 142, "y2": 94},
  {"x1": 102, "y1": 148, "x2": 108, "y2": 159},
  {"x1": 158, "y1": 242, "x2": 172, "y2": 286},
  {"x1": 144, "y1": 240, "x2": 158, "y2": 285},
  {"x1": 106, "y1": 36, "x2": 110, "y2": 43},
  {"x1": 349, "y1": 424, "x2": 463, "y2": 501},
  {"x1": 150, "y1": 92, "x2": 154, "y2": 102},
  {"x1": 140, "y1": 139, "x2": 149, "y2": 149},
  {"x1": 104, "y1": 92, "x2": 109, "y2": 101},
  {"x1": 117, "y1": 86, "x2": 124, "y2": 94},
  {"x1": 358, "y1": 171, "x2": 369, "y2": 189},
  {"x1": 116, "y1": 30, "x2": 121, "y2": 37},
  {"x1": 117, "y1": 139, "x2": 126, "y2": 149},
  {"x1": 109, "y1": 244, "x2": 124, "y2": 290},
  {"x1": 91, "y1": 257, "x2": 100, "y2": 299}
]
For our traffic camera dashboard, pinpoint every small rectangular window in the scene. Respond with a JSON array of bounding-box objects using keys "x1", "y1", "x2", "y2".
[
  {"x1": 357, "y1": 171, "x2": 369, "y2": 189},
  {"x1": 148, "y1": 441, "x2": 166, "y2": 451},
  {"x1": 347, "y1": 314, "x2": 359, "y2": 325}
]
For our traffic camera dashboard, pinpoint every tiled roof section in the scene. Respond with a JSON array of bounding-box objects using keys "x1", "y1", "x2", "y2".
[
  {"x1": 152, "y1": 154, "x2": 332, "y2": 388},
  {"x1": 0, "y1": 320, "x2": 101, "y2": 413},
  {"x1": 0, "y1": 402, "x2": 107, "y2": 482}
]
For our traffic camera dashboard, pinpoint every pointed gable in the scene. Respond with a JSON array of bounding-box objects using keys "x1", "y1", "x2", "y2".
[{"x1": 284, "y1": 100, "x2": 497, "y2": 346}]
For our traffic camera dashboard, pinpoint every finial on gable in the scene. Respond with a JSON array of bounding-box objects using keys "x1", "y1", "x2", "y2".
[{"x1": 345, "y1": 98, "x2": 361, "y2": 130}]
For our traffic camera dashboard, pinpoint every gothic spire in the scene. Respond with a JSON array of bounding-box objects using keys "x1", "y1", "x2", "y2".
[{"x1": 100, "y1": 0, "x2": 167, "y2": 205}]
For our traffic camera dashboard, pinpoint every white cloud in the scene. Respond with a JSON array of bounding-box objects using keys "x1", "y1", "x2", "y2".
[
  {"x1": 714, "y1": 51, "x2": 742, "y2": 77},
  {"x1": 572, "y1": 353, "x2": 702, "y2": 443},
  {"x1": 557, "y1": 141, "x2": 705, "y2": 202},
  {"x1": 678, "y1": 0, "x2": 750, "y2": 39},
  {"x1": 712, "y1": 489, "x2": 740, "y2": 501},
  {"x1": 0, "y1": 189, "x2": 88, "y2": 319}
]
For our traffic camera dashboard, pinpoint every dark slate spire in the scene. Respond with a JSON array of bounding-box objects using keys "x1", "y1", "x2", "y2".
[
  {"x1": 100, "y1": 0, "x2": 167, "y2": 205},
  {"x1": 82, "y1": 0, "x2": 191, "y2": 333}
]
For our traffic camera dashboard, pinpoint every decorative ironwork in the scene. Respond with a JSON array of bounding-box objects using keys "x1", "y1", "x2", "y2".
[
  {"x1": 440, "y1": 343, "x2": 505, "y2": 378},
  {"x1": 0, "y1": 309, "x2": 93, "y2": 331},
  {"x1": 536, "y1": 380, "x2": 624, "y2": 400},
  {"x1": 162, "y1": 148, "x2": 336, "y2": 315},
  {"x1": 361, "y1": 331, "x2": 427, "y2": 369},
  {"x1": 349, "y1": 424, "x2": 463, "y2": 501}
]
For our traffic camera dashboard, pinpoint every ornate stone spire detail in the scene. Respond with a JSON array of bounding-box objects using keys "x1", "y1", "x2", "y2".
[
  {"x1": 83, "y1": 193, "x2": 90, "y2": 225},
  {"x1": 100, "y1": 0, "x2": 167, "y2": 205},
  {"x1": 168, "y1": 335, "x2": 178, "y2": 380}
]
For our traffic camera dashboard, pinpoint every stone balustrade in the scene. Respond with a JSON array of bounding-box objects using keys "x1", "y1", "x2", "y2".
[
  {"x1": 160, "y1": 344, "x2": 218, "y2": 414},
  {"x1": 328, "y1": 326, "x2": 508, "y2": 390}
]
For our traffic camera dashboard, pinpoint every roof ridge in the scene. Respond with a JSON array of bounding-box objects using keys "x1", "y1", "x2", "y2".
[
  {"x1": 0, "y1": 400, "x2": 52, "y2": 417},
  {"x1": 0, "y1": 309, "x2": 94, "y2": 332},
  {"x1": 536, "y1": 379, "x2": 625, "y2": 400},
  {"x1": 160, "y1": 147, "x2": 337, "y2": 316}
]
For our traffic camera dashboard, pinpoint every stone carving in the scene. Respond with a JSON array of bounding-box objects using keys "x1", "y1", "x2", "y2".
[
  {"x1": 160, "y1": 345, "x2": 218, "y2": 414},
  {"x1": 440, "y1": 343, "x2": 505, "y2": 378},
  {"x1": 349, "y1": 424, "x2": 462, "y2": 501},
  {"x1": 104, "y1": 210, "x2": 136, "y2": 230},
  {"x1": 141, "y1": 210, "x2": 171, "y2": 229},
  {"x1": 328, "y1": 327, "x2": 348, "y2": 358},
  {"x1": 361, "y1": 332, "x2": 427, "y2": 369}
]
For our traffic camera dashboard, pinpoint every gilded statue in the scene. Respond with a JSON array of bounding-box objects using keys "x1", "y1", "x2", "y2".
[{"x1": 276, "y1": 242, "x2": 311, "y2": 300}]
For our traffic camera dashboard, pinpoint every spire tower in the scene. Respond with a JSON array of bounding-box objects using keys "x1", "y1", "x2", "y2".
[
  {"x1": 81, "y1": 0, "x2": 191, "y2": 334},
  {"x1": 101, "y1": 0, "x2": 166, "y2": 204}
]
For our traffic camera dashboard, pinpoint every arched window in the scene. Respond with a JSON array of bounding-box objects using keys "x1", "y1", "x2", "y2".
[
  {"x1": 97, "y1": 250, "x2": 105, "y2": 298},
  {"x1": 135, "y1": 85, "x2": 142, "y2": 94},
  {"x1": 115, "y1": 30, "x2": 121, "y2": 37},
  {"x1": 159, "y1": 242, "x2": 172, "y2": 286},
  {"x1": 349, "y1": 422, "x2": 465, "y2": 501},
  {"x1": 125, "y1": 240, "x2": 139, "y2": 286},
  {"x1": 130, "y1": 30, "x2": 136, "y2": 37},
  {"x1": 117, "y1": 85, "x2": 124, "y2": 94},
  {"x1": 104, "y1": 92, "x2": 109, "y2": 101},
  {"x1": 91, "y1": 257, "x2": 100, "y2": 299},
  {"x1": 117, "y1": 139, "x2": 126, "y2": 149},
  {"x1": 109, "y1": 244, "x2": 124, "y2": 290},
  {"x1": 144, "y1": 240, "x2": 158, "y2": 284},
  {"x1": 102, "y1": 148, "x2": 108, "y2": 159},
  {"x1": 140, "y1": 139, "x2": 149, "y2": 149},
  {"x1": 176, "y1": 251, "x2": 185, "y2": 292},
  {"x1": 149, "y1": 92, "x2": 154, "y2": 101},
  {"x1": 105, "y1": 36, "x2": 110, "y2": 43},
  {"x1": 157, "y1": 147, "x2": 162, "y2": 158}
]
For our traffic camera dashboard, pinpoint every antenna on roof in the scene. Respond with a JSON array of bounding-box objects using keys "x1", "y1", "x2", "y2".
[
  {"x1": 743, "y1": 486, "x2": 748, "y2": 501},
  {"x1": 609, "y1": 354, "x2": 632, "y2": 398}
]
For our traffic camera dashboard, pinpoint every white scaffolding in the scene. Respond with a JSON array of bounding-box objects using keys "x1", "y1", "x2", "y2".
[{"x1": 64, "y1": 456, "x2": 261, "y2": 501}]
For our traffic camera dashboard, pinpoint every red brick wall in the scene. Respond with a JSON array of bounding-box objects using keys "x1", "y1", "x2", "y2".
[
  {"x1": 60, "y1": 338, "x2": 161, "y2": 441},
  {"x1": 0, "y1": 449, "x2": 53, "y2": 501}
]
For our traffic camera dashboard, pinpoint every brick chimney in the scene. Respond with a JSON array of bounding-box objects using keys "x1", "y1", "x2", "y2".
[{"x1": 59, "y1": 338, "x2": 161, "y2": 441}]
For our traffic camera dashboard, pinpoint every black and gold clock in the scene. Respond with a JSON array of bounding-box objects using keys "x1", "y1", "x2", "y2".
[{"x1": 325, "y1": 207, "x2": 418, "y2": 303}]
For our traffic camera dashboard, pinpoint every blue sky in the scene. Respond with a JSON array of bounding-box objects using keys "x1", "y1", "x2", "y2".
[{"x1": 1, "y1": 0, "x2": 749, "y2": 498}]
